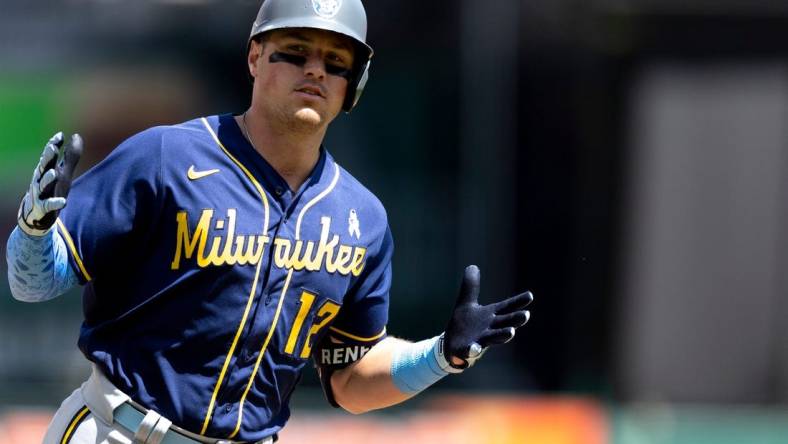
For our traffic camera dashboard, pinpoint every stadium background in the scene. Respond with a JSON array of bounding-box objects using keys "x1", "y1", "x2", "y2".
[{"x1": 1, "y1": 0, "x2": 787, "y2": 442}]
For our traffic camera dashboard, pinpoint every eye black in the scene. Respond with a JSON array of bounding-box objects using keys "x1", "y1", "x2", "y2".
[
  {"x1": 269, "y1": 51, "x2": 352, "y2": 80},
  {"x1": 326, "y1": 65, "x2": 352, "y2": 80},
  {"x1": 269, "y1": 52, "x2": 306, "y2": 67}
]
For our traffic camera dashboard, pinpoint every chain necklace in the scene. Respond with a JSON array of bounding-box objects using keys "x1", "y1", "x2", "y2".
[
  {"x1": 241, "y1": 112, "x2": 282, "y2": 194},
  {"x1": 240, "y1": 111, "x2": 257, "y2": 151}
]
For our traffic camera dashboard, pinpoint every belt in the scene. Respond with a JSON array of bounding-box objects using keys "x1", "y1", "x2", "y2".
[{"x1": 114, "y1": 402, "x2": 273, "y2": 444}]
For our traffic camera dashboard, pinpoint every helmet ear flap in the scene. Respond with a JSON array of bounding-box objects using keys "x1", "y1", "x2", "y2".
[{"x1": 343, "y1": 60, "x2": 370, "y2": 112}]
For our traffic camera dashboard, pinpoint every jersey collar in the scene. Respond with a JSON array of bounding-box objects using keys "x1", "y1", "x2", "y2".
[{"x1": 213, "y1": 113, "x2": 333, "y2": 211}]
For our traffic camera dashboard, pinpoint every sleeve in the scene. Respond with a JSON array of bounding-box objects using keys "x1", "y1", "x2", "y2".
[
  {"x1": 6, "y1": 226, "x2": 80, "y2": 302},
  {"x1": 56, "y1": 128, "x2": 163, "y2": 283},
  {"x1": 313, "y1": 224, "x2": 394, "y2": 407}
]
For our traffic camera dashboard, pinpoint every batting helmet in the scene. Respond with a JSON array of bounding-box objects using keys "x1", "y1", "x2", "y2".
[{"x1": 249, "y1": 0, "x2": 373, "y2": 112}]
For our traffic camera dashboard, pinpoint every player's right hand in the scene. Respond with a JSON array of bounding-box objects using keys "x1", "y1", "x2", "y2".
[{"x1": 17, "y1": 132, "x2": 83, "y2": 236}]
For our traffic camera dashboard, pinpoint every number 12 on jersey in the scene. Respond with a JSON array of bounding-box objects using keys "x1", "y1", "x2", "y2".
[{"x1": 284, "y1": 290, "x2": 340, "y2": 358}]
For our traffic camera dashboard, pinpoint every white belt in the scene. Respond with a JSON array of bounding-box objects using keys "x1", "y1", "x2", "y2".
[{"x1": 82, "y1": 365, "x2": 274, "y2": 444}]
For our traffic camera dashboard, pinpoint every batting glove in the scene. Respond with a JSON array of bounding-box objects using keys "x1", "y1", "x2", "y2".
[
  {"x1": 436, "y1": 265, "x2": 533, "y2": 373},
  {"x1": 18, "y1": 132, "x2": 83, "y2": 236}
]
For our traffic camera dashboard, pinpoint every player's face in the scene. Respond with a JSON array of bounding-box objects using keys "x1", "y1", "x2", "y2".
[{"x1": 249, "y1": 28, "x2": 355, "y2": 130}]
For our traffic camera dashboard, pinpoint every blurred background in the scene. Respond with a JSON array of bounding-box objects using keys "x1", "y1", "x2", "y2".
[{"x1": 1, "y1": 0, "x2": 787, "y2": 443}]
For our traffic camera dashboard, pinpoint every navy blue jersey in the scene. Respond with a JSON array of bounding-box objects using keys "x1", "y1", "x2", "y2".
[{"x1": 56, "y1": 114, "x2": 393, "y2": 441}]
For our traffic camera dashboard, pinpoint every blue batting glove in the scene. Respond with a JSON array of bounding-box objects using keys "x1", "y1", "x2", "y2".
[{"x1": 439, "y1": 265, "x2": 533, "y2": 371}]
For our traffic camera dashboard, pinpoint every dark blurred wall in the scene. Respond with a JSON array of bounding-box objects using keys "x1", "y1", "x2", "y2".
[{"x1": 610, "y1": 12, "x2": 788, "y2": 404}]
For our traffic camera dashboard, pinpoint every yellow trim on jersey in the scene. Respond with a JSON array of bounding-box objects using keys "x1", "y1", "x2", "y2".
[
  {"x1": 228, "y1": 268, "x2": 294, "y2": 439},
  {"x1": 200, "y1": 117, "x2": 270, "y2": 235},
  {"x1": 295, "y1": 163, "x2": 340, "y2": 236},
  {"x1": 56, "y1": 218, "x2": 92, "y2": 282},
  {"x1": 329, "y1": 326, "x2": 387, "y2": 342},
  {"x1": 200, "y1": 258, "x2": 264, "y2": 434},
  {"x1": 60, "y1": 406, "x2": 90, "y2": 444},
  {"x1": 228, "y1": 162, "x2": 341, "y2": 439},
  {"x1": 295, "y1": 165, "x2": 342, "y2": 239},
  {"x1": 199, "y1": 117, "x2": 270, "y2": 434}
]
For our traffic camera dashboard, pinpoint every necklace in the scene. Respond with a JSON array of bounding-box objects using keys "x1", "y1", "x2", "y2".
[{"x1": 240, "y1": 112, "x2": 256, "y2": 150}]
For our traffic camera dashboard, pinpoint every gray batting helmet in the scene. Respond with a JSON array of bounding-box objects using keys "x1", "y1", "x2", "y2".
[{"x1": 249, "y1": 0, "x2": 373, "y2": 112}]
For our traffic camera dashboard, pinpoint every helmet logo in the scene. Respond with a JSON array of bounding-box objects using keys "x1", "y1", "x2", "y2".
[{"x1": 312, "y1": 0, "x2": 342, "y2": 18}]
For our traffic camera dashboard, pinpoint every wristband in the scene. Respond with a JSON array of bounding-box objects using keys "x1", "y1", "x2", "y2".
[{"x1": 390, "y1": 333, "x2": 462, "y2": 396}]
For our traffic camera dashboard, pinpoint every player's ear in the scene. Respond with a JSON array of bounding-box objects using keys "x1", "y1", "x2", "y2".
[{"x1": 248, "y1": 40, "x2": 263, "y2": 78}]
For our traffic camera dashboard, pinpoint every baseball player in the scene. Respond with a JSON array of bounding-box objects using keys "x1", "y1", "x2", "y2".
[{"x1": 6, "y1": 1, "x2": 533, "y2": 443}]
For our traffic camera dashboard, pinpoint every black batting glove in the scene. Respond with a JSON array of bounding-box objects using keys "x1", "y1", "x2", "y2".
[
  {"x1": 438, "y1": 265, "x2": 533, "y2": 372},
  {"x1": 18, "y1": 132, "x2": 83, "y2": 236}
]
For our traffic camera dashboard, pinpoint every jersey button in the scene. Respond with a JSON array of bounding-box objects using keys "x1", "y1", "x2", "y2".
[
  {"x1": 225, "y1": 405, "x2": 232, "y2": 413},
  {"x1": 275, "y1": 186, "x2": 284, "y2": 196}
]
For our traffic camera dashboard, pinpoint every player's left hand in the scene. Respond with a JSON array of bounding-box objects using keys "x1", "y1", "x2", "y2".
[{"x1": 438, "y1": 265, "x2": 532, "y2": 373}]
